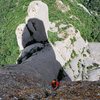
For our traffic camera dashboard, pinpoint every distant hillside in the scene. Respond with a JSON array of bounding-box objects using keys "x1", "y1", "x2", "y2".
[{"x1": 0, "y1": 0, "x2": 100, "y2": 65}]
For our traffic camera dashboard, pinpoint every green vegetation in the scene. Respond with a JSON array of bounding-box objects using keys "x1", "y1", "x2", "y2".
[
  {"x1": 92, "y1": 63, "x2": 99, "y2": 68},
  {"x1": 70, "y1": 37, "x2": 76, "y2": 45},
  {"x1": 0, "y1": 0, "x2": 100, "y2": 65},
  {"x1": 71, "y1": 50, "x2": 78, "y2": 59},
  {"x1": 83, "y1": 0, "x2": 100, "y2": 14},
  {"x1": 48, "y1": 31, "x2": 62, "y2": 44},
  {"x1": 0, "y1": 0, "x2": 34, "y2": 65},
  {"x1": 87, "y1": 63, "x2": 100, "y2": 71},
  {"x1": 77, "y1": 0, "x2": 100, "y2": 42},
  {"x1": 64, "y1": 59, "x2": 71, "y2": 69}
]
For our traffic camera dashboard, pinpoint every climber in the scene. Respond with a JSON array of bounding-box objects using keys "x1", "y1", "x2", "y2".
[{"x1": 51, "y1": 79, "x2": 60, "y2": 90}]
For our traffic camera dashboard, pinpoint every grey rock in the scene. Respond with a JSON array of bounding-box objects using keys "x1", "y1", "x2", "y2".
[
  {"x1": 27, "y1": 18, "x2": 48, "y2": 42},
  {"x1": 17, "y1": 43, "x2": 44, "y2": 64},
  {"x1": 89, "y1": 42, "x2": 100, "y2": 62},
  {"x1": 4, "y1": 44, "x2": 62, "y2": 83}
]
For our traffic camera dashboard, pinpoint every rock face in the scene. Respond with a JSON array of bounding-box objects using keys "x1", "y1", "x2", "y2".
[
  {"x1": 89, "y1": 43, "x2": 100, "y2": 62},
  {"x1": 54, "y1": 25, "x2": 100, "y2": 81}
]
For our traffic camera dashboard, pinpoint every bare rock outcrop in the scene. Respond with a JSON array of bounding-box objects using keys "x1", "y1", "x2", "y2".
[
  {"x1": 56, "y1": 0, "x2": 70, "y2": 13},
  {"x1": 54, "y1": 25, "x2": 100, "y2": 81}
]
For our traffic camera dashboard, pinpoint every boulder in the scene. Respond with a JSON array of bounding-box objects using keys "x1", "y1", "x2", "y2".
[{"x1": 26, "y1": 18, "x2": 48, "y2": 42}]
